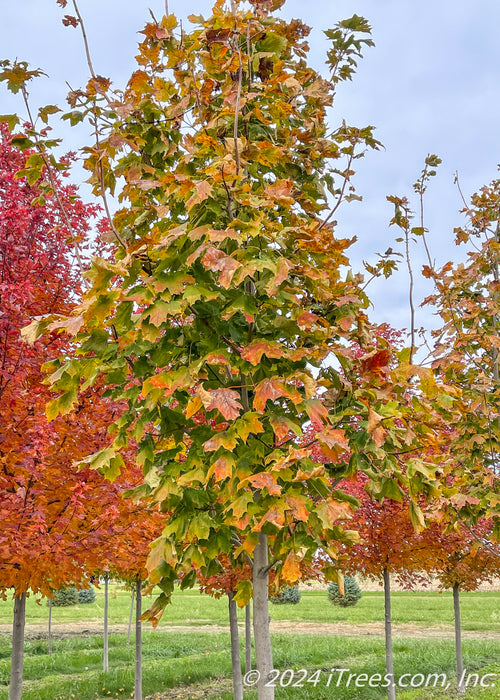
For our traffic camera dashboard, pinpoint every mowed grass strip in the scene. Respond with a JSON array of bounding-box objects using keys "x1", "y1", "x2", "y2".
[
  {"x1": 0, "y1": 631, "x2": 498, "y2": 700},
  {"x1": 0, "y1": 587, "x2": 498, "y2": 631}
]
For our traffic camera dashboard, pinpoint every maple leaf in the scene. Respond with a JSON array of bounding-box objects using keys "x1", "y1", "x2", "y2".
[
  {"x1": 296, "y1": 311, "x2": 320, "y2": 330},
  {"x1": 203, "y1": 430, "x2": 238, "y2": 452},
  {"x1": 360, "y1": 349, "x2": 391, "y2": 377},
  {"x1": 197, "y1": 387, "x2": 243, "y2": 421},
  {"x1": 284, "y1": 494, "x2": 310, "y2": 522},
  {"x1": 256, "y1": 505, "x2": 286, "y2": 530},
  {"x1": 247, "y1": 472, "x2": 282, "y2": 495},
  {"x1": 200, "y1": 246, "x2": 242, "y2": 288},
  {"x1": 282, "y1": 551, "x2": 301, "y2": 583},
  {"x1": 253, "y1": 378, "x2": 302, "y2": 413},
  {"x1": 62, "y1": 15, "x2": 79, "y2": 27},
  {"x1": 316, "y1": 428, "x2": 349, "y2": 455},
  {"x1": 271, "y1": 257, "x2": 294, "y2": 289},
  {"x1": 264, "y1": 179, "x2": 294, "y2": 202},
  {"x1": 316, "y1": 499, "x2": 352, "y2": 529},
  {"x1": 186, "y1": 180, "x2": 213, "y2": 210},
  {"x1": 240, "y1": 339, "x2": 286, "y2": 365},
  {"x1": 185, "y1": 395, "x2": 203, "y2": 419},
  {"x1": 304, "y1": 398, "x2": 330, "y2": 427},
  {"x1": 269, "y1": 414, "x2": 302, "y2": 441},
  {"x1": 234, "y1": 412, "x2": 265, "y2": 443},
  {"x1": 207, "y1": 453, "x2": 235, "y2": 481}
]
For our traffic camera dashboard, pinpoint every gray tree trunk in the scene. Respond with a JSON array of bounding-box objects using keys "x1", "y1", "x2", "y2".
[
  {"x1": 103, "y1": 574, "x2": 109, "y2": 673},
  {"x1": 253, "y1": 533, "x2": 274, "y2": 700},
  {"x1": 228, "y1": 591, "x2": 243, "y2": 700},
  {"x1": 245, "y1": 602, "x2": 252, "y2": 674},
  {"x1": 453, "y1": 583, "x2": 466, "y2": 697},
  {"x1": 383, "y1": 568, "x2": 396, "y2": 700},
  {"x1": 48, "y1": 596, "x2": 53, "y2": 656},
  {"x1": 135, "y1": 578, "x2": 142, "y2": 700},
  {"x1": 127, "y1": 587, "x2": 135, "y2": 646},
  {"x1": 9, "y1": 592, "x2": 26, "y2": 700}
]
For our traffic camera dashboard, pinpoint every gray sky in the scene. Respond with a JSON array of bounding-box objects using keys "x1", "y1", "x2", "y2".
[{"x1": 2, "y1": 0, "x2": 499, "y2": 339}]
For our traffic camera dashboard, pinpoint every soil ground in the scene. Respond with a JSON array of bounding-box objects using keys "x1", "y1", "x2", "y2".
[{"x1": 1, "y1": 619, "x2": 499, "y2": 641}]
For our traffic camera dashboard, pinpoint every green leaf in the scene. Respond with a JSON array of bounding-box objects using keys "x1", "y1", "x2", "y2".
[
  {"x1": 233, "y1": 579, "x2": 253, "y2": 607},
  {"x1": 0, "y1": 114, "x2": 19, "y2": 130},
  {"x1": 409, "y1": 501, "x2": 426, "y2": 532},
  {"x1": 38, "y1": 104, "x2": 61, "y2": 124},
  {"x1": 258, "y1": 33, "x2": 287, "y2": 56}
]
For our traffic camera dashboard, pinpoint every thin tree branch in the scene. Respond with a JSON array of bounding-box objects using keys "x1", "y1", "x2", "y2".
[{"x1": 21, "y1": 88, "x2": 87, "y2": 277}]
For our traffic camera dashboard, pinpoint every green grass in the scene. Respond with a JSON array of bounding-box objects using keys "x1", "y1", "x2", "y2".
[
  {"x1": 0, "y1": 631, "x2": 498, "y2": 700},
  {"x1": 0, "y1": 588, "x2": 498, "y2": 699},
  {"x1": 0, "y1": 585, "x2": 498, "y2": 631}
]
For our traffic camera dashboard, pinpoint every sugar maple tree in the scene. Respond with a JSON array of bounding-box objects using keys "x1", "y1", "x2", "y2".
[{"x1": 10, "y1": 1, "x2": 454, "y2": 695}]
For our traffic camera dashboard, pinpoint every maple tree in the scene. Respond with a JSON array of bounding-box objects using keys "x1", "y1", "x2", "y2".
[
  {"x1": 2, "y1": 2, "x2": 457, "y2": 697},
  {"x1": 386, "y1": 165, "x2": 500, "y2": 538},
  {"x1": 328, "y1": 474, "x2": 433, "y2": 700},
  {"x1": 419, "y1": 517, "x2": 500, "y2": 696},
  {"x1": 0, "y1": 122, "x2": 105, "y2": 700},
  {"x1": 0, "y1": 121, "x2": 162, "y2": 700}
]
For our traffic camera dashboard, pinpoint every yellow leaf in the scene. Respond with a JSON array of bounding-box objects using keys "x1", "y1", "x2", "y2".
[{"x1": 186, "y1": 395, "x2": 203, "y2": 419}]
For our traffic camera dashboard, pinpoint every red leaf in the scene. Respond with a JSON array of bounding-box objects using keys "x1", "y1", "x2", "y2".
[
  {"x1": 62, "y1": 15, "x2": 79, "y2": 27},
  {"x1": 360, "y1": 349, "x2": 391, "y2": 377}
]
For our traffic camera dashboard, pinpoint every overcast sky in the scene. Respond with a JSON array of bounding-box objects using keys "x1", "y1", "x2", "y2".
[{"x1": 2, "y1": 0, "x2": 499, "y2": 340}]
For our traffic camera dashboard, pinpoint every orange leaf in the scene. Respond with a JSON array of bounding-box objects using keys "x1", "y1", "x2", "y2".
[
  {"x1": 282, "y1": 552, "x2": 301, "y2": 583},
  {"x1": 208, "y1": 453, "x2": 235, "y2": 480},
  {"x1": 253, "y1": 377, "x2": 302, "y2": 413},
  {"x1": 186, "y1": 180, "x2": 213, "y2": 210},
  {"x1": 201, "y1": 246, "x2": 242, "y2": 288},
  {"x1": 248, "y1": 472, "x2": 282, "y2": 495},
  {"x1": 203, "y1": 430, "x2": 238, "y2": 452},
  {"x1": 198, "y1": 387, "x2": 242, "y2": 421},
  {"x1": 284, "y1": 494, "x2": 310, "y2": 522},
  {"x1": 316, "y1": 499, "x2": 352, "y2": 529},
  {"x1": 256, "y1": 505, "x2": 285, "y2": 530},
  {"x1": 304, "y1": 398, "x2": 330, "y2": 427},
  {"x1": 316, "y1": 428, "x2": 349, "y2": 451},
  {"x1": 269, "y1": 414, "x2": 302, "y2": 441},
  {"x1": 296, "y1": 310, "x2": 320, "y2": 330},
  {"x1": 240, "y1": 339, "x2": 286, "y2": 365},
  {"x1": 360, "y1": 349, "x2": 391, "y2": 376}
]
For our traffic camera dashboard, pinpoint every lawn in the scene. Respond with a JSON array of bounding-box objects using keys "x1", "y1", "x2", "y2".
[
  {"x1": 0, "y1": 587, "x2": 498, "y2": 699},
  {"x1": 0, "y1": 585, "x2": 498, "y2": 631}
]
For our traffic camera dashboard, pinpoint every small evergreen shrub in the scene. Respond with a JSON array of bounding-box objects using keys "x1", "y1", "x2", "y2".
[
  {"x1": 270, "y1": 586, "x2": 301, "y2": 605},
  {"x1": 78, "y1": 587, "x2": 96, "y2": 604},
  {"x1": 50, "y1": 587, "x2": 78, "y2": 607},
  {"x1": 328, "y1": 576, "x2": 362, "y2": 607}
]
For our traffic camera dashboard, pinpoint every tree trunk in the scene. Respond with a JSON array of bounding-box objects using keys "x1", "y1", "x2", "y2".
[
  {"x1": 228, "y1": 591, "x2": 243, "y2": 700},
  {"x1": 127, "y1": 587, "x2": 135, "y2": 646},
  {"x1": 383, "y1": 568, "x2": 396, "y2": 700},
  {"x1": 135, "y1": 577, "x2": 142, "y2": 700},
  {"x1": 48, "y1": 596, "x2": 53, "y2": 656},
  {"x1": 9, "y1": 592, "x2": 26, "y2": 700},
  {"x1": 253, "y1": 533, "x2": 274, "y2": 700},
  {"x1": 103, "y1": 574, "x2": 109, "y2": 673},
  {"x1": 245, "y1": 602, "x2": 252, "y2": 674},
  {"x1": 453, "y1": 583, "x2": 466, "y2": 697}
]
